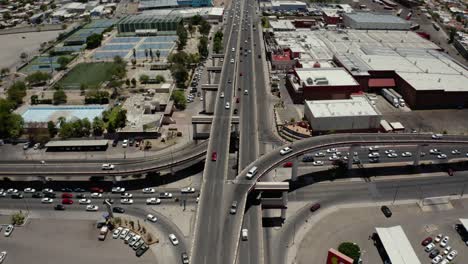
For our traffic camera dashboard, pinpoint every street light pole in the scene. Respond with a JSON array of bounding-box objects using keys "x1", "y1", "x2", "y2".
[{"x1": 392, "y1": 185, "x2": 399, "y2": 205}]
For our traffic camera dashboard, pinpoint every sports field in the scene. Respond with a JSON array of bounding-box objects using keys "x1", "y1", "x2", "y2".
[{"x1": 58, "y1": 62, "x2": 115, "y2": 89}]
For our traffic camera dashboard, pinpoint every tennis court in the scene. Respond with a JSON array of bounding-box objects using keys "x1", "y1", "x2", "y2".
[{"x1": 19, "y1": 55, "x2": 75, "y2": 73}]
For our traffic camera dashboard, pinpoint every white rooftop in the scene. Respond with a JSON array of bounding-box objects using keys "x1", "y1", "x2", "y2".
[
  {"x1": 460, "y1": 218, "x2": 468, "y2": 229},
  {"x1": 306, "y1": 95, "x2": 380, "y2": 118},
  {"x1": 271, "y1": 1, "x2": 307, "y2": 7},
  {"x1": 270, "y1": 20, "x2": 296, "y2": 30},
  {"x1": 295, "y1": 68, "x2": 359, "y2": 86},
  {"x1": 375, "y1": 226, "x2": 421, "y2": 264}
]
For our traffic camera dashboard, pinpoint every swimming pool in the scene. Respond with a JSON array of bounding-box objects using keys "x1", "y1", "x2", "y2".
[{"x1": 21, "y1": 105, "x2": 107, "y2": 123}]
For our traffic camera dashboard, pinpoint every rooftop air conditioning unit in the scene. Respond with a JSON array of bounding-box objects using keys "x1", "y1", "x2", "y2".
[{"x1": 306, "y1": 77, "x2": 314, "y2": 85}]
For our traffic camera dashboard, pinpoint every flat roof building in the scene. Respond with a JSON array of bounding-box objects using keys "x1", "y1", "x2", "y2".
[
  {"x1": 343, "y1": 12, "x2": 411, "y2": 30},
  {"x1": 304, "y1": 94, "x2": 382, "y2": 133},
  {"x1": 375, "y1": 226, "x2": 421, "y2": 264},
  {"x1": 117, "y1": 15, "x2": 181, "y2": 34}
]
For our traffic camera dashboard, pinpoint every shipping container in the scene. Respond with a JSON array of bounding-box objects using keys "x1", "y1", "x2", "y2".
[{"x1": 381, "y1": 88, "x2": 399, "y2": 108}]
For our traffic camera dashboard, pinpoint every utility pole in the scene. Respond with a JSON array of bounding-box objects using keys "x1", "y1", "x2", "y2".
[
  {"x1": 392, "y1": 185, "x2": 399, "y2": 205},
  {"x1": 461, "y1": 183, "x2": 466, "y2": 198}
]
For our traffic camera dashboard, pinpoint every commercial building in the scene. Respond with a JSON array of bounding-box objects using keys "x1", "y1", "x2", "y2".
[
  {"x1": 142, "y1": 7, "x2": 224, "y2": 21},
  {"x1": 343, "y1": 12, "x2": 411, "y2": 30},
  {"x1": 270, "y1": 20, "x2": 296, "y2": 31},
  {"x1": 116, "y1": 15, "x2": 181, "y2": 34},
  {"x1": 374, "y1": 226, "x2": 421, "y2": 264},
  {"x1": 286, "y1": 67, "x2": 361, "y2": 103},
  {"x1": 272, "y1": 30, "x2": 468, "y2": 109},
  {"x1": 304, "y1": 94, "x2": 381, "y2": 134},
  {"x1": 138, "y1": 0, "x2": 212, "y2": 10},
  {"x1": 271, "y1": 1, "x2": 308, "y2": 11}
]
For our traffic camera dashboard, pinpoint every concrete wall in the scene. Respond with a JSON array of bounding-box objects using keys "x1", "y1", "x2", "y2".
[{"x1": 307, "y1": 115, "x2": 381, "y2": 132}]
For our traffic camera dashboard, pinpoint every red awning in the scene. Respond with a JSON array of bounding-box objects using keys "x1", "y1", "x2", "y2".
[{"x1": 368, "y1": 78, "x2": 395, "y2": 88}]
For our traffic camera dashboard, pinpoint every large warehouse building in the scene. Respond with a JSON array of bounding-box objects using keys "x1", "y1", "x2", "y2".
[
  {"x1": 343, "y1": 12, "x2": 411, "y2": 30},
  {"x1": 116, "y1": 15, "x2": 181, "y2": 34},
  {"x1": 304, "y1": 94, "x2": 382, "y2": 134},
  {"x1": 273, "y1": 30, "x2": 468, "y2": 109}
]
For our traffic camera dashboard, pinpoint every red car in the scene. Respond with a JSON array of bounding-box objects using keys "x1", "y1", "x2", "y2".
[
  {"x1": 62, "y1": 198, "x2": 73, "y2": 204},
  {"x1": 62, "y1": 193, "x2": 73, "y2": 198},
  {"x1": 447, "y1": 168, "x2": 454, "y2": 176},
  {"x1": 90, "y1": 187, "x2": 103, "y2": 193},
  {"x1": 310, "y1": 203, "x2": 321, "y2": 212},
  {"x1": 212, "y1": 151, "x2": 217, "y2": 161},
  {"x1": 421, "y1": 237, "x2": 433, "y2": 246},
  {"x1": 283, "y1": 162, "x2": 293, "y2": 168}
]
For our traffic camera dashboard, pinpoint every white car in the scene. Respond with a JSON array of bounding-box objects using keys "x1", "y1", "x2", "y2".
[
  {"x1": 368, "y1": 152, "x2": 380, "y2": 158},
  {"x1": 432, "y1": 134, "x2": 443, "y2": 139},
  {"x1": 102, "y1": 163, "x2": 115, "y2": 170},
  {"x1": 280, "y1": 147, "x2": 292, "y2": 155},
  {"x1": 401, "y1": 152, "x2": 412, "y2": 157},
  {"x1": 159, "y1": 192, "x2": 173, "y2": 199},
  {"x1": 24, "y1": 188, "x2": 35, "y2": 193},
  {"x1": 169, "y1": 234, "x2": 179, "y2": 245},
  {"x1": 451, "y1": 150, "x2": 460, "y2": 155},
  {"x1": 225, "y1": 102, "x2": 230, "y2": 109},
  {"x1": 181, "y1": 187, "x2": 195, "y2": 193},
  {"x1": 121, "y1": 193, "x2": 133, "y2": 198},
  {"x1": 329, "y1": 155, "x2": 340, "y2": 161},
  {"x1": 368, "y1": 146, "x2": 379, "y2": 152},
  {"x1": 42, "y1": 188, "x2": 53, "y2": 193},
  {"x1": 79, "y1": 199, "x2": 91, "y2": 204},
  {"x1": 91, "y1": 192, "x2": 102, "y2": 198},
  {"x1": 0, "y1": 251, "x2": 6, "y2": 263},
  {"x1": 314, "y1": 152, "x2": 325, "y2": 157},
  {"x1": 425, "y1": 242, "x2": 436, "y2": 252},
  {"x1": 312, "y1": 161, "x2": 324, "y2": 166},
  {"x1": 430, "y1": 149, "x2": 441, "y2": 154},
  {"x1": 147, "y1": 214, "x2": 158, "y2": 222},
  {"x1": 122, "y1": 139, "x2": 128, "y2": 148},
  {"x1": 86, "y1": 205, "x2": 99, "y2": 211},
  {"x1": 111, "y1": 187, "x2": 125, "y2": 193},
  {"x1": 443, "y1": 246, "x2": 452, "y2": 255},
  {"x1": 230, "y1": 59, "x2": 234, "y2": 63},
  {"x1": 6, "y1": 189, "x2": 18, "y2": 194},
  {"x1": 384, "y1": 150, "x2": 395, "y2": 154},
  {"x1": 121, "y1": 199, "x2": 133, "y2": 204},
  {"x1": 220, "y1": 92, "x2": 225, "y2": 98},
  {"x1": 447, "y1": 250, "x2": 457, "y2": 261},
  {"x1": 142, "y1": 188, "x2": 155, "y2": 194},
  {"x1": 129, "y1": 235, "x2": 141, "y2": 247},
  {"x1": 41, "y1": 197, "x2": 53, "y2": 204},
  {"x1": 431, "y1": 255, "x2": 443, "y2": 264},
  {"x1": 119, "y1": 228, "x2": 129, "y2": 239},
  {"x1": 326, "y1": 148, "x2": 337, "y2": 153},
  {"x1": 435, "y1": 234, "x2": 443, "y2": 243},
  {"x1": 440, "y1": 259, "x2": 450, "y2": 264},
  {"x1": 437, "y1": 154, "x2": 447, "y2": 159},
  {"x1": 113, "y1": 227, "x2": 123, "y2": 239},
  {"x1": 4, "y1": 225, "x2": 13, "y2": 237},
  {"x1": 387, "y1": 153, "x2": 398, "y2": 158},
  {"x1": 244, "y1": 90, "x2": 248, "y2": 95},
  {"x1": 146, "y1": 197, "x2": 161, "y2": 205},
  {"x1": 440, "y1": 236, "x2": 449, "y2": 247}
]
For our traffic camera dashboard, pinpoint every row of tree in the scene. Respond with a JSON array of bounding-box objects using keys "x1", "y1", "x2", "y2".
[
  {"x1": 167, "y1": 51, "x2": 200, "y2": 87},
  {"x1": 213, "y1": 30, "x2": 223, "y2": 54}
]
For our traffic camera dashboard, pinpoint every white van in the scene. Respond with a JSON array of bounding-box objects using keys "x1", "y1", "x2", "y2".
[
  {"x1": 246, "y1": 166, "x2": 258, "y2": 179},
  {"x1": 241, "y1": 229, "x2": 248, "y2": 240}
]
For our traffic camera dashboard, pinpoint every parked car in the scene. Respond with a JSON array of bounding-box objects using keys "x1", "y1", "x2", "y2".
[
  {"x1": 447, "y1": 250, "x2": 457, "y2": 261},
  {"x1": 113, "y1": 227, "x2": 123, "y2": 239},
  {"x1": 169, "y1": 234, "x2": 179, "y2": 245},
  {"x1": 181, "y1": 252, "x2": 189, "y2": 264},
  {"x1": 147, "y1": 214, "x2": 157, "y2": 222},
  {"x1": 4, "y1": 225, "x2": 13, "y2": 237},
  {"x1": 440, "y1": 236, "x2": 449, "y2": 247},
  {"x1": 61, "y1": 193, "x2": 73, "y2": 198},
  {"x1": 425, "y1": 243, "x2": 436, "y2": 252},
  {"x1": 62, "y1": 198, "x2": 73, "y2": 204},
  {"x1": 136, "y1": 244, "x2": 149, "y2": 257},
  {"x1": 435, "y1": 234, "x2": 443, "y2": 243},
  {"x1": 421, "y1": 237, "x2": 433, "y2": 246},
  {"x1": 429, "y1": 249, "x2": 440, "y2": 258},
  {"x1": 310, "y1": 203, "x2": 321, "y2": 212},
  {"x1": 381, "y1": 205, "x2": 392, "y2": 217}
]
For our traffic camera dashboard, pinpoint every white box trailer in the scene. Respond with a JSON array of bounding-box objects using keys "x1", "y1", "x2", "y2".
[
  {"x1": 388, "y1": 89, "x2": 406, "y2": 107},
  {"x1": 381, "y1": 88, "x2": 399, "y2": 108}
]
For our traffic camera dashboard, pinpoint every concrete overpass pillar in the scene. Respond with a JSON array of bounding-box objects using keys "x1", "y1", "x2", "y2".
[
  {"x1": 207, "y1": 71, "x2": 211, "y2": 84},
  {"x1": 282, "y1": 191, "x2": 288, "y2": 206},
  {"x1": 212, "y1": 58, "x2": 215, "y2": 67},
  {"x1": 348, "y1": 145, "x2": 357, "y2": 170},
  {"x1": 202, "y1": 89, "x2": 207, "y2": 113},
  {"x1": 413, "y1": 144, "x2": 422, "y2": 166},
  {"x1": 192, "y1": 123, "x2": 198, "y2": 139},
  {"x1": 281, "y1": 207, "x2": 287, "y2": 220},
  {"x1": 291, "y1": 156, "x2": 299, "y2": 181}
]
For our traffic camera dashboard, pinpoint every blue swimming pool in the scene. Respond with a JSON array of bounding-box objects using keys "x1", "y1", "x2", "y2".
[{"x1": 22, "y1": 106, "x2": 107, "y2": 123}]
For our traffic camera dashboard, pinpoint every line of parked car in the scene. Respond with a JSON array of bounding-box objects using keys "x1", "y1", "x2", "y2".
[
  {"x1": 111, "y1": 226, "x2": 150, "y2": 257},
  {"x1": 422, "y1": 234, "x2": 458, "y2": 264}
]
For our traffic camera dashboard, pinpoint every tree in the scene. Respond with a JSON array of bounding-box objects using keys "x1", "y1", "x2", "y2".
[
  {"x1": 86, "y1": 33, "x2": 103, "y2": 49},
  {"x1": 92, "y1": 117, "x2": 105, "y2": 136},
  {"x1": 198, "y1": 36, "x2": 209, "y2": 58},
  {"x1": 155, "y1": 75, "x2": 165, "y2": 84},
  {"x1": 57, "y1": 56, "x2": 71, "y2": 70},
  {"x1": 53, "y1": 89, "x2": 67, "y2": 105},
  {"x1": 139, "y1": 74, "x2": 150, "y2": 84},
  {"x1": 40, "y1": 4, "x2": 47, "y2": 11},
  {"x1": 188, "y1": 53, "x2": 200, "y2": 66},
  {"x1": 149, "y1": 48, "x2": 154, "y2": 61},
  {"x1": 176, "y1": 22, "x2": 188, "y2": 50},
  {"x1": 156, "y1": 49, "x2": 161, "y2": 61},
  {"x1": 190, "y1": 15, "x2": 202, "y2": 25},
  {"x1": 0, "y1": 99, "x2": 23, "y2": 139},
  {"x1": 81, "y1": 118, "x2": 91, "y2": 137},
  {"x1": 20, "y1": 52, "x2": 28, "y2": 61},
  {"x1": 144, "y1": 49, "x2": 148, "y2": 60},
  {"x1": 47, "y1": 121, "x2": 57, "y2": 138},
  {"x1": 113, "y1": 55, "x2": 124, "y2": 65},
  {"x1": 261, "y1": 17, "x2": 269, "y2": 28},
  {"x1": 171, "y1": 64, "x2": 188, "y2": 87},
  {"x1": 131, "y1": 78, "x2": 137, "y2": 87},
  {"x1": 199, "y1": 19, "x2": 211, "y2": 36},
  {"x1": 131, "y1": 58, "x2": 136, "y2": 68},
  {"x1": 30, "y1": 95, "x2": 39, "y2": 104},
  {"x1": 171, "y1": 90, "x2": 187, "y2": 110},
  {"x1": 125, "y1": 79, "x2": 131, "y2": 87},
  {"x1": 26, "y1": 71, "x2": 51, "y2": 85},
  {"x1": 0, "y1": 67, "x2": 10, "y2": 77},
  {"x1": 167, "y1": 51, "x2": 189, "y2": 66},
  {"x1": 338, "y1": 242, "x2": 361, "y2": 264},
  {"x1": 11, "y1": 212, "x2": 25, "y2": 225},
  {"x1": 132, "y1": 48, "x2": 136, "y2": 59},
  {"x1": 7, "y1": 81, "x2": 27, "y2": 106}
]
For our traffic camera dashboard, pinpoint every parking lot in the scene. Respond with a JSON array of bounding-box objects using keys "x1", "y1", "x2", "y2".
[
  {"x1": 296, "y1": 199, "x2": 468, "y2": 263},
  {"x1": 0, "y1": 218, "x2": 155, "y2": 264}
]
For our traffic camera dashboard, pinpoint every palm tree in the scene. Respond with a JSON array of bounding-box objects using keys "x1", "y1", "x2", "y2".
[{"x1": 156, "y1": 50, "x2": 161, "y2": 61}]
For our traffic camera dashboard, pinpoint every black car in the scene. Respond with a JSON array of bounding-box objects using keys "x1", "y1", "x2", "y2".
[
  {"x1": 74, "y1": 188, "x2": 86, "y2": 193},
  {"x1": 381, "y1": 206, "x2": 392, "y2": 218},
  {"x1": 136, "y1": 244, "x2": 149, "y2": 257},
  {"x1": 103, "y1": 199, "x2": 114, "y2": 204},
  {"x1": 233, "y1": 109, "x2": 238, "y2": 115},
  {"x1": 61, "y1": 188, "x2": 73, "y2": 192},
  {"x1": 112, "y1": 139, "x2": 119, "y2": 147},
  {"x1": 44, "y1": 192, "x2": 56, "y2": 198},
  {"x1": 112, "y1": 207, "x2": 125, "y2": 213},
  {"x1": 129, "y1": 138, "x2": 135, "y2": 146},
  {"x1": 429, "y1": 249, "x2": 440, "y2": 258},
  {"x1": 11, "y1": 193, "x2": 23, "y2": 199},
  {"x1": 181, "y1": 252, "x2": 189, "y2": 264},
  {"x1": 54, "y1": 204, "x2": 65, "y2": 211},
  {"x1": 32, "y1": 192, "x2": 43, "y2": 198},
  {"x1": 76, "y1": 194, "x2": 87, "y2": 199}
]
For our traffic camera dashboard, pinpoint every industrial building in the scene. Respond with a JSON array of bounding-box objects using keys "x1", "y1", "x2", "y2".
[
  {"x1": 116, "y1": 15, "x2": 181, "y2": 34},
  {"x1": 343, "y1": 12, "x2": 411, "y2": 30},
  {"x1": 261, "y1": 1, "x2": 308, "y2": 12},
  {"x1": 272, "y1": 30, "x2": 468, "y2": 109},
  {"x1": 269, "y1": 20, "x2": 296, "y2": 31},
  {"x1": 304, "y1": 94, "x2": 382, "y2": 134},
  {"x1": 138, "y1": 0, "x2": 212, "y2": 10},
  {"x1": 142, "y1": 7, "x2": 224, "y2": 21},
  {"x1": 286, "y1": 67, "x2": 361, "y2": 103}
]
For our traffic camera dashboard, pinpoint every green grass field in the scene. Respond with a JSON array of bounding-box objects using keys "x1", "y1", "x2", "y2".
[{"x1": 58, "y1": 62, "x2": 115, "y2": 89}]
